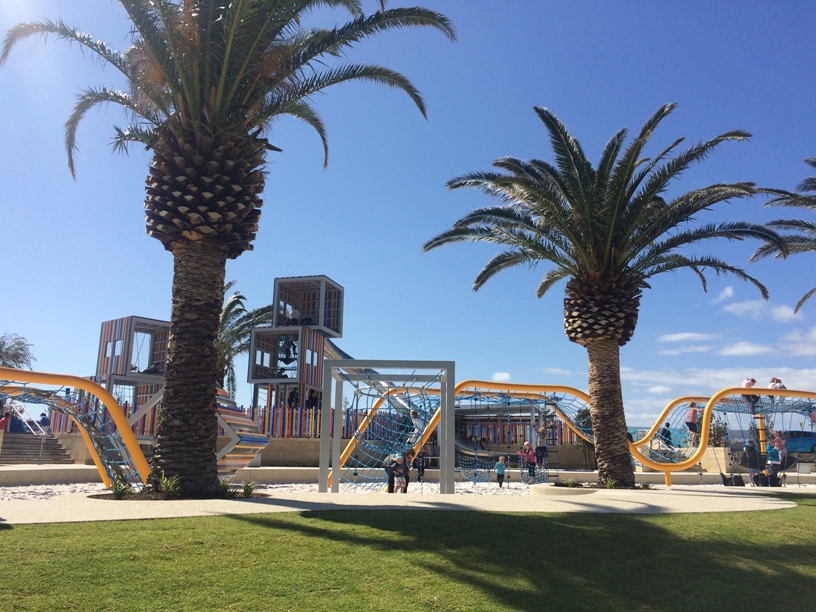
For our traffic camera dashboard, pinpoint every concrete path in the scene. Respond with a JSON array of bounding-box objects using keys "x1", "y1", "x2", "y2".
[{"x1": 0, "y1": 486, "x2": 799, "y2": 525}]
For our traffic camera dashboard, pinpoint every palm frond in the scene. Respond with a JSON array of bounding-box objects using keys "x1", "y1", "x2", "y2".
[
  {"x1": 634, "y1": 221, "x2": 784, "y2": 273},
  {"x1": 0, "y1": 18, "x2": 129, "y2": 73},
  {"x1": 536, "y1": 267, "x2": 570, "y2": 298},
  {"x1": 118, "y1": 1, "x2": 181, "y2": 103},
  {"x1": 606, "y1": 103, "x2": 677, "y2": 212},
  {"x1": 640, "y1": 254, "x2": 768, "y2": 298},
  {"x1": 472, "y1": 249, "x2": 539, "y2": 291},
  {"x1": 258, "y1": 63, "x2": 426, "y2": 122},
  {"x1": 111, "y1": 124, "x2": 157, "y2": 154},
  {"x1": 794, "y1": 286, "x2": 816, "y2": 313},
  {"x1": 272, "y1": 99, "x2": 328, "y2": 166},
  {"x1": 533, "y1": 107, "x2": 595, "y2": 219},
  {"x1": 64, "y1": 88, "x2": 143, "y2": 177}
]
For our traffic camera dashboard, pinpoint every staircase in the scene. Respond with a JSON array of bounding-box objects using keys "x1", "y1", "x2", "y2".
[{"x1": 0, "y1": 433, "x2": 75, "y2": 464}]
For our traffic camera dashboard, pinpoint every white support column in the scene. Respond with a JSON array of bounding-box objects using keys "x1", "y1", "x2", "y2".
[
  {"x1": 318, "y1": 361, "x2": 333, "y2": 492},
  {"x1": 331, "y1": 374, "x2": 344, "y2": 493},
  {"x1": 439, "y1": 363, "x2": 456, "y2": 494}
]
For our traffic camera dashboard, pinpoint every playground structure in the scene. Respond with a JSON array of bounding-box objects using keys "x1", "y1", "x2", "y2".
[
  {"x1": 319, "y1": 360, "x2": 456, "y2": 493},
  {"x1": 631, "y1": 386, "x2": 816, "y2": 486},
  {"x1": 3, "y1": 274, "x2": 816, "y2": 492},
  {"x1": 0, "y1": 367, "x2": 150, "y2": 489},
  {"x1": 321, "y1": 376, "x2": 601, "y2": 493}
]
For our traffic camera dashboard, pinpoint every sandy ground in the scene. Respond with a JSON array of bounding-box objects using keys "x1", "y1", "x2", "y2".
[
  {"x1": 0, "y1": 480, "x2": 532, "y2": 501},
  {"x1": 3, "y1": 480, "x2": 813, "y2": 502}
]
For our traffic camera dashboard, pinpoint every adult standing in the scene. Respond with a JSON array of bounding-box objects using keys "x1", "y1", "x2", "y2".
[
  {"x1": 534, "y1": 426, "x2": 549, "y2": 466},
  {"x1": 684, "y1": 402, "x2": 702, "y2": 446},
  {"x1": 742, "y1": 377, "x2": 759, "y2": 412},
  {"x1": 744, "y1": 439, "x2": 760, "y2": 486},
  {"x1": 767, "y1": 377, "x2": 787, "y2": 403}
]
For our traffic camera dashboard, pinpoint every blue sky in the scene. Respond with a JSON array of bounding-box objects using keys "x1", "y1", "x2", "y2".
[{"x1": 1, "y1": 1, "x2": 814, "y2": 427}]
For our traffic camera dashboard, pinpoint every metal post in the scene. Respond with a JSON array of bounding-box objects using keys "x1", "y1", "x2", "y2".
[
  {"x1": 331, "y1": 376, "x2": 344, "y2": 493},
  {"x1": 440, "y1": 363, "x2": 456, "y2": 494},
  {"x1": 318, "y1": 362, "x2": 333, "y2": 492}
]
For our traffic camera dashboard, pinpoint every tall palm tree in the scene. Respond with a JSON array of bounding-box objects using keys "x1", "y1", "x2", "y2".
[
  {"x1": 0, "y1": 333, "x2": 36, "y2": 370},
  {"x1": 751, "y1": 158, "x2": 816, "y2": 312},
  {"x1": 424, "y1": 104, "x2": 781, "y2": 487},
  {"x1": 218, "y1": 281, "x2": 273, "y2": 399},
  {"x1": 2, "y1": 0, "x2": 455, "y2": 496}
]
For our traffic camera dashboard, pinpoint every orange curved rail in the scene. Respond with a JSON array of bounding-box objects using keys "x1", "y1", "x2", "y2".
[{"x1": 0, "y1": 366, "x2": 150, "y2": 487}]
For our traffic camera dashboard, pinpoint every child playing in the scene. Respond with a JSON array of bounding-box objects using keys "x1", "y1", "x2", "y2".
[
  {"x1": 493, "y1": 455, "x2": 506, "y2": 488},
  {"x1": 391, "y1": 454, "x2": 409, "y2": 493}
]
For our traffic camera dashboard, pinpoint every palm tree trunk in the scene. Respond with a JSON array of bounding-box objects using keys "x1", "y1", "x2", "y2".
[
  {"x1": 585, "y1": 338, "x2": 635, "y2": 487},
  {"x1": 153, "y1": 238, "x2": 228, "y2": 497}
]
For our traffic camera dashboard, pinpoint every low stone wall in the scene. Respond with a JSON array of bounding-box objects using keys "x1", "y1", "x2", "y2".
[
  {"x1": 54, "y1": 433, "x2": 97, "y2": 465},
  {"x1": 54, "y1": 435, "x2": 599, "y2": 470},
  {"x1": 257, "y1": 438, "x2": 351, "y2": 467}
]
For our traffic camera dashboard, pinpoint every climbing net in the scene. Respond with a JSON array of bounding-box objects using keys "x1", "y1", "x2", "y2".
[
  {"x1": 454, "y1": 385, "x2": 596, "y2": 485},
  {"x1": 633, "y1": 390, "x2": 816, "y2": 478},
  {"x1": 336, "y1": 369, "x2": 442, "y2": 492},
  {"x1": 0, "y1": 382, "x2": 144, "y2": 488}
]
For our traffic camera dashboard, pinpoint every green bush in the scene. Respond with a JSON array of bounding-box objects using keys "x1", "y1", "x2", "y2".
[
  {"x1": 159, "y1": 471, "x2": 181, "y2": 500},
  {"x1": 219, "y1": 478, "x2": 238, "y2": 498},
  {"x1": 111, "y1": 478, "x2": 131, "y2": 500}
]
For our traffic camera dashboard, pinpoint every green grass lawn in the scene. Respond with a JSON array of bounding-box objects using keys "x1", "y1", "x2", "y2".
[{"x1": 2, "y1": 492, "x2": 815, "y2": 611}]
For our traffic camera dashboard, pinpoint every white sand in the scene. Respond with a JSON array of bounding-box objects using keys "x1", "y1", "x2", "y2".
[{"x1": 0, "y1": 480, "x2": 531, "y2": 501}]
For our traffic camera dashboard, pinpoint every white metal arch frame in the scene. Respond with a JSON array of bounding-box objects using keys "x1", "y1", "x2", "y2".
[{"x1": 319, "y1": 359, "x2": 456, "y2": 494}]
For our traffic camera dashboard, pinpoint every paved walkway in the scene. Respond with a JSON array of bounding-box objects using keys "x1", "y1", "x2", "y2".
[{"x1": 0, "y1": 486, "x2": 800, "y2": 525}]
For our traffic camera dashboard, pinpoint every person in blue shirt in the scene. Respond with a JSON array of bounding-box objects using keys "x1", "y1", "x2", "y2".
[{"x1": 493, "y1": 455, "x2": 507, "y2": 488}]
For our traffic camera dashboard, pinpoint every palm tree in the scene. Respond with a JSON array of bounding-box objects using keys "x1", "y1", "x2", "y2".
[
  {"x1": 0, "y1": 333, "x2": 36, "y2": 370},
  {"x1": 751, "y1": 158, "x2": 816, "y2": 312},
  {"x1": 2, "y1": 1, "x2": 455, "y2": 496},
  {"x1": 424, "y1": 104, "x2": 781, "y2": 487},
  {"x1": 218, "y1": 281, "x2": 273, "y2": 399}
]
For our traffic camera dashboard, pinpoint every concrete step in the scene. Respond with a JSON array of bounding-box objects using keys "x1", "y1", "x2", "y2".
[{"x1": 0, "y1": 433, "x2": 74, "y2": 465}]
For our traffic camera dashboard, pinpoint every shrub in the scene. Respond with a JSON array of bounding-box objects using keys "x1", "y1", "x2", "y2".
[
  {"x1": 159, "y1": 471, "x2": 181, "y2": 500},
  {"x1": 242, "y1": 481, "x2": 257, "y2": 498},
  {"x1": 111, "y1": 478, "x2": 131, "y2": 500}
]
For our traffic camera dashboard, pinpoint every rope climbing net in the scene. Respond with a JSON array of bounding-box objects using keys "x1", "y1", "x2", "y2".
[
  {"x1": 335, "y1": 368, "x2": 443, "y2": 492},
  {"x1": 0, "y1": 381, "x2": 144, "y2": 489}
]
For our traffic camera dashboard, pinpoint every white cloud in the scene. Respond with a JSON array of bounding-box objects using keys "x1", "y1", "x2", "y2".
[
  {"x1": 721, "y1": 300, "x2": 802, "y2": 323},
  {"x1": 619, "y1": 366, "x2": 816, "y2": 425},
  {"x1": 657, "y1": 345, "x2": 712, "y2": 356},
  {"x1": 491, "y1": 371, "x2": 512, "y2": 382},
  {"x1": 716, "y1": 342, "x2": 775, "y2": 357},
  {"x1": 657, "y1": 332, "x2": 718, "y2": 343},
  {"x1": 542, "y1": 367, "x2": 572, "y2": 376},
  {"x1": 712, "y1": 286, "x2": 734, "y2": 304},
  {"x1": 770, "y1": 305, "x2": 801, "y2": 322},
  {"x1": 780, "y1": 327, "x2": 816, "y2": 356},
  {"x1": 722, "y1": 300, "x2": 766, "y2": 319},
  {"x1": 647, "y1": 385, "x2": 671, "y2": 394}
]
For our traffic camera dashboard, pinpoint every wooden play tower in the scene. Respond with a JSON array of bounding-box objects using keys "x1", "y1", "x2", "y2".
[{"x1": 248, "y1": 275, "x2": 345, "y2": 439}]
